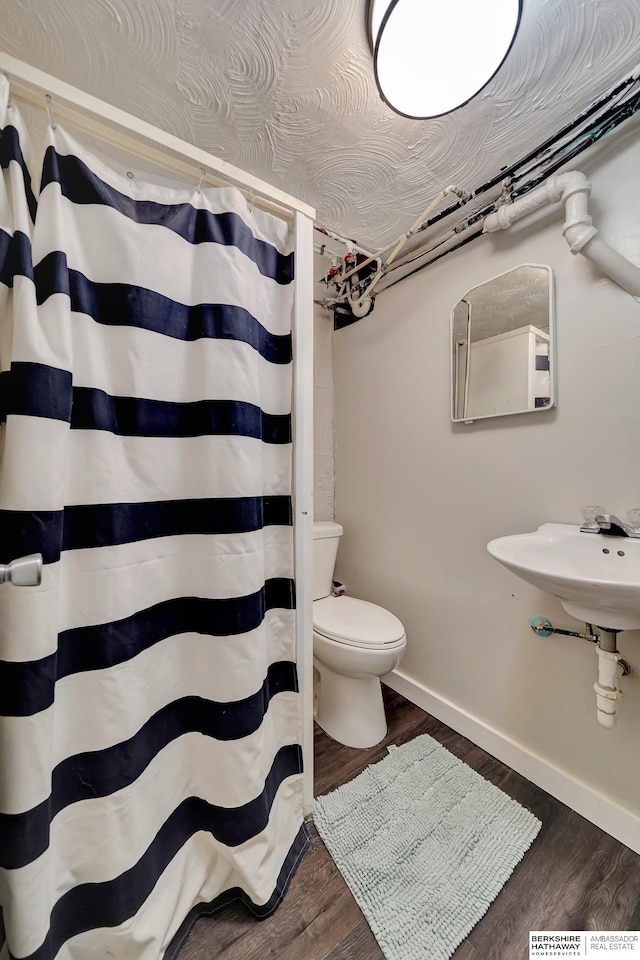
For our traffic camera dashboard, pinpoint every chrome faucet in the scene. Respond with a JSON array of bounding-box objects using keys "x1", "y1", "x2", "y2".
[{"x1": 593, "y1": 513, "x2": 640, "y2": 538}]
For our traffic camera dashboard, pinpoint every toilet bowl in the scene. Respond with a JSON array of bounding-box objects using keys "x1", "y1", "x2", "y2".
[{"x1": 312, "y1": 522, "x2": 407, "y2": 749}]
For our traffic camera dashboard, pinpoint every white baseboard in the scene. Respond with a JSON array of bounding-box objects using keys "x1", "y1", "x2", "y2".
[{"x1": 385, "y1": 668, "x2": 640, "y2": 855}]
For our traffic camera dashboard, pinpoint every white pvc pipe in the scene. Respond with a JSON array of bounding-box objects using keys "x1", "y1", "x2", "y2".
[
  {"x1": 578, "y1": 235, "x2": 640, "y2": 297},
  {"x1": 338, "y1": 194, "x2": 449, "y2": 287},
  {"x1": 313, "y1": 224, "x2": 376, "y2": 259},
  {"x1": 594, "y1": 646, "x2": 624, "y2": 729},
  {"x1": 484, "y1": 171, "x2": 640, "y2": 300},
  {"x1": 340, "y1": 183, "x2": 470, "y2": 303},
  {"x1": 486, "y1": 178, "x2": 561, "y2": 231},
  {"x1": 376, "y1": 221, "x2": 485, "y2": 295},
  {"x1": 390, "y1": 225, "x2": 457, "y2": 271}
]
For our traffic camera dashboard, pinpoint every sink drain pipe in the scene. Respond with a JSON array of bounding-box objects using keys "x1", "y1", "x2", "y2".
[
  {"x1": 594, "y1": 629, "x2": 627, "y2": 729},
  {"x1": 530, "y1": 617, "x2": 630, "y2": 728}
]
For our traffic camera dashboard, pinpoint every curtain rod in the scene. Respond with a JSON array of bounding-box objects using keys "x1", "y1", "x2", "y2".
[{"x1": 0, "y1": 53, "x2": 315, "y2": 224}]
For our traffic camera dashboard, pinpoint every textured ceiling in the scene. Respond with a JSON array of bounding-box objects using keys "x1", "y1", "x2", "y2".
[{"x1": 1, "y1": 0, "x2": 640, "y2": 248}]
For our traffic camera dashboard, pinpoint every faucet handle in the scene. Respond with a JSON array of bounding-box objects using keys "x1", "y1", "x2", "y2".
[
  {"x1": 627, "y1": 508, "x2": 640, "y2": 532},
  {"x1": 580, "y1": 505, "x2": 604, "y2": 532}
]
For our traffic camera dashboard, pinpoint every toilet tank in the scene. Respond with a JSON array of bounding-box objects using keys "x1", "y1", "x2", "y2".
[{"x1": 313, "y1": 521, "x2": 343, "y2": 600}]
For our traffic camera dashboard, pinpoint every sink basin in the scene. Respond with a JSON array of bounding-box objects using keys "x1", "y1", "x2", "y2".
[{"x1": 487, "y1": 523, "x2": 640, "y2": 630}]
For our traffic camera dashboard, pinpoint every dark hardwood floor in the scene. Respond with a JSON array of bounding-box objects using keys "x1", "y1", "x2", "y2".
[{"x1": 178, "y1": 686, "x2": 640, "y2": 960}]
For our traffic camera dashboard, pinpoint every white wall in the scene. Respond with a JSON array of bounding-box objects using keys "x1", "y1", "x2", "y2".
[
  {"x1": 313, "y1": 304, "x2": 335, "y2": 521},
  {"x1": 332, "y1": 126, "x2": 640, "y2": 820}
]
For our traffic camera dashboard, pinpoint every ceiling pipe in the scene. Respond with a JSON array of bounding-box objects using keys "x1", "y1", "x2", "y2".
[
  {"x1": 313, "y1": 224, "x2": 376, "y2": 259},
  {"x1": 343, "y1": 184, "x2": 471, "y2": 309},
  {"x1": 377, "y1": 221, "x2": 484, "y2": 294},
  {"x1": 484, "y1": 171, "x2": 640, "y2": 300}
]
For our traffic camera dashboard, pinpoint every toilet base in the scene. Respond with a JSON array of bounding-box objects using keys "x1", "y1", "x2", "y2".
[{"x1": 314, "y1": 659, "x2": 387, "y2": 749}]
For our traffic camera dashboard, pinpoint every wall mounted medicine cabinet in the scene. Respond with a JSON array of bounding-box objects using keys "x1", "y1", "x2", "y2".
[{"x1": 451, "y1": 263, "x2": 555, "y2": 423}]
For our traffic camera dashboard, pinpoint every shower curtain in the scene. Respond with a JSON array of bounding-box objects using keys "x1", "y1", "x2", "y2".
[{"x1": 0, "y1": 77, "x2": 307, "y2": 960}]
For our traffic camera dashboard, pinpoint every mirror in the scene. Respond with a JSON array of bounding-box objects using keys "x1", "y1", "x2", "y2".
[{"x1": 451, "y1": 264, "x2": 555, "y2": 423}]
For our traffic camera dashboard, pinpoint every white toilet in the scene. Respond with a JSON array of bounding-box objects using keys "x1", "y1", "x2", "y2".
[{"x1": 312, "y1": 521, "x2": 407, "y2": 749}]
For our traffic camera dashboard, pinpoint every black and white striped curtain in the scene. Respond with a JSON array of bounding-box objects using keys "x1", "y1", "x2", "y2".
[{"x1": 0, "y1": 77, "x2": 308, "y2": 960}]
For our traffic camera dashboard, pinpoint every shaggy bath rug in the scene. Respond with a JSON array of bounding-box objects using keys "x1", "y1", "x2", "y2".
[{"x1": 313, "y1": 734, "x2": 541, "y2": 960}]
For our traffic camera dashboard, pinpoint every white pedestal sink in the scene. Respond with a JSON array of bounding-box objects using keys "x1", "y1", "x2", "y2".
[{"x1": 487, "y1": 523, "x2": 640, "y2": 631}]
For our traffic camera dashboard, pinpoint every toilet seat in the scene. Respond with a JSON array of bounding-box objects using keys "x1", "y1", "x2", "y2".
[{"x1": 313, "y1": 595, "x2": 405, "y2": 649}]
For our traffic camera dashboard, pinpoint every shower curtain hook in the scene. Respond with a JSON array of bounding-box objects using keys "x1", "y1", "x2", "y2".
[
  {"x1": 45, "y1": 94, "x2": 57, "y2": 130},
  {"x1": 248, "y1": 191, "x2": 255, "y2": 212},
  {"x1": 196, "y1": 167, "x2": 206, "y2": 194}
]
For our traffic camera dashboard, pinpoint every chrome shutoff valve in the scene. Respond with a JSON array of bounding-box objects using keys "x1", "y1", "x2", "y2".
[{"x1": 0, "y1": 554, "x2": 43, "y2": 586}]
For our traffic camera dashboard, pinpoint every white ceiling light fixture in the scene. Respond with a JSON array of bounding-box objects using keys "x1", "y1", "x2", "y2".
[{"x1": 367, "y1": 0, "x2": 523, "y2": 119}]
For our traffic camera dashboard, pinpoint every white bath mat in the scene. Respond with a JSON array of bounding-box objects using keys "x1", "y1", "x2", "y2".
[{"x1": 313, "y1": 734, "x2": 541, "y2": 960}]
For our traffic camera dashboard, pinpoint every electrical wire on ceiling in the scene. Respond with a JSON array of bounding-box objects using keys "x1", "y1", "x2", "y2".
[{"x1": 315, "y1": 62, "x2": 640, "y2": 320}]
